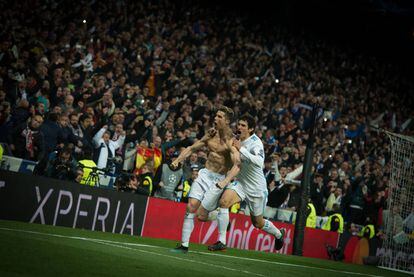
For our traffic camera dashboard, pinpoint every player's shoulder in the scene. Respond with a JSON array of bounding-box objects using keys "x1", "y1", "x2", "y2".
[{"x1": 250, "y1": 134, "x2": 263, "y2": 145}]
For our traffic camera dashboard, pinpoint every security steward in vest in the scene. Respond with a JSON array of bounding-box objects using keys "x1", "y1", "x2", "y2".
[
  {"x1": 78, "y1": 149, "x2": 99, "y2": 186},
  {"x1": 306, "y1": 201, "x2": 317, "y2": 228},
  {"x1": 322, "y1": 204, "x2": 344, "y2": 233},
  {"x1": 136, "y1": 164, "x2": 153, "y2": 196},
  {"x1": 359, "y1": 222, "x2": 376, "y2": 239}
]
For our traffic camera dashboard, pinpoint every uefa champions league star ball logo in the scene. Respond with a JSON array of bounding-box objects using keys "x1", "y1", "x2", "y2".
[{"x1": 169, "y1": 174, "x2": 177, "y2": 183}]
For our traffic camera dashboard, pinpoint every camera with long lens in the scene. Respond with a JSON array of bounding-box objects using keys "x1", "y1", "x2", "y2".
[
  {"x1": 54, "y1": 161, "x2": 71, "y2": 172},
  {"x1": 107, "y1": 156, "x2": 123, "y2": 164},
  {"x1": 105, "y1": 156, "x2": 123, "y2": 174},
  {"x1": 115, "y1": 172, "x2": 136, "y2": 192},
  {"x1": 52, "y1": 158, "x2": 73, "y2": 180}
]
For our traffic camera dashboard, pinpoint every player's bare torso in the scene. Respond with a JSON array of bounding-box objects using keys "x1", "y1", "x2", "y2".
[{"x1": 205, "y1": 131, "x2": 233, "y2": 175}]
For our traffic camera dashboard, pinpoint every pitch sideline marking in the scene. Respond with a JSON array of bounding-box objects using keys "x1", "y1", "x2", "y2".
[
  {"x1": 0, "y1": 227, "x2": 264, "y2": 277},
  {"x1": 0, "y1": 227, "x2": 384, "y2": 277},
  {"x1": 95, "y1": 240, "x2": 265, "y2": 277}
]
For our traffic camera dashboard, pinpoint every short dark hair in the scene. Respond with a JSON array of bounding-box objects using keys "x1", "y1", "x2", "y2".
[
  {"x1": 217, "y1": 105, "x2": 234, "y2": 123},
  {"x1": 59, "y1": 146, "x2": 72, "y2": 156},
  {"x1": 239, "y1": 114, "x2": 256, "y2": 131},
  {"x1": 79, "y1": 114, "x2": 91, "y2": 123}
]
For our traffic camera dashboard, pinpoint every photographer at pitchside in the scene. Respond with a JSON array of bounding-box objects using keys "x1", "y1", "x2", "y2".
[{"x1": 45, "y1": 145, "x2": 78, "y2": 181}]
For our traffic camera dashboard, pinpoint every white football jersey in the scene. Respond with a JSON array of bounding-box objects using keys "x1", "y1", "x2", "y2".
[{"x1": 237, "y1": 134, "x2": 267, "y2": 196}]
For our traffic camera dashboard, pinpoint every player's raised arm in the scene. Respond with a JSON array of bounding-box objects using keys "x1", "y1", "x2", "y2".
[{"x1": 171, "y1": 128, "x2": 216, "y2": 168}]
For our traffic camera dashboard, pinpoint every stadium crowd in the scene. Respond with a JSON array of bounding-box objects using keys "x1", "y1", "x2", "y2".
[{"x1": 0, "y1": 0, "x2": 413, "y2": 237}]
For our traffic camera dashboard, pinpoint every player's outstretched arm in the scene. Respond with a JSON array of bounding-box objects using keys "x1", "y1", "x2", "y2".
[
  {"x1": 171, "y1": 129, "x2": 216, "y2": 168},
  {"x1": 171, "y1": 140, "x2": 205, "y2": 168}
]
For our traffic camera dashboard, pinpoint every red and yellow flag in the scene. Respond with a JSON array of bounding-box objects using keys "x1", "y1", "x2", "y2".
[{"x1": 134, "y1": 146, "x2": 162, "y2": 174}]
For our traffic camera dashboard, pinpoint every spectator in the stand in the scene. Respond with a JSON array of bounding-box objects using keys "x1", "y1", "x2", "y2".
[
  {"x1": 310, "y1": 173, "x2": 325, "y2": 215},
  {"x1": 58, "y1": 114, "x2": 80, "y2": 147},
  {"x1": 324, "y1": 168, "x2": 342, "y2": 196},
  {"x1": 8, "y1": 114, "x2": 45, "y2": 161},
  {"x1": 286, "y1": 184, "x2": 301, "y2": 211},
  {"x1": 382, "y1": 205, "x2": 404, "y2": 237},
  {"x1": 340, "y1": 177, "x2": 353, "y2": 221},
  {"x1": 126, "y1": 114, "x2": 153, "y2": 146},
  {"x1": 182, "y1": 152, "x2": 203, "y2": 179},
  {"x1": 93, "y1": 125, "x2": 125, "y2": 172},
  {"x1": 60, "y1": 94, "x2": 75, "y2": 114},
  {"x1": 364, "y1": 190, "x2": 386, "y2": 227},
  {"x1": 350, "y1": 174, "x2": 368, "y2": 225},
  {"x1": 403, "y1": 207, "x2": 414, "y2": 236},
  {"x1": 134, "y1": 139, "x2": 158, "y2": 175},
  {"x1": 267, "y1": 157, "x2": 303, "y2": 209},
  {"x1": 68, "y1": 113, "x2": 85, "y2": 153},
  {"x1": 111, "y1": 123, "x2": 125, "y2": 173},
  {"x1": 263, "y1": 157, "x2": 275, "y2": 185},
  {"x1": 154, "y1": 152, "x2": 183, "y2": 201},
  {"x1": 159, "y1": 117, "x2": 175, "y2": 140},
  {"x1": 34, "y1": 112, "x2": 65, "y2": 174},
  {"x1": 338, "y1": 161, "x2": 351, "y2": 181},
  {"x1": 10, "y1": 99, "x2": 30, "y2": 127},
  {"x1": 325, "y1": 183, "x2": 343, "y2": 213},
  {"x1": 41, "y1": 112, "x2": 63, "y2": 154},
  {"x1": 155, "y1": 101, "x2": 170, "y2": 128},
  {"x1": 78, "y1": 114, "x2": 95, "y2": 151},
  {"x1": 267, "y1": 166, "x2": 290, "y2": 208},
  {"x1": 0, "y1": 101, "x2": 12, "y2": 142}
]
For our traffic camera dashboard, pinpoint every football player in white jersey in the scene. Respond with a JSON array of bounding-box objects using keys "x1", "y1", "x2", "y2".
[
  {"x1": 208, "y1": 113, "x2": 285, "y2": 251},
  {"x1": 170, "y1": 106, "x2": 241, "y2": 253}
]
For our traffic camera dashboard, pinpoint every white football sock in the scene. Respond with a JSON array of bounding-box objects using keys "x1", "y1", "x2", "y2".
[
  {"x1": 217, "y1": 208, "x2": 229, "y2": 244},
  {"x1": 181, "y1": 212, "x2": 195, "y2": 247},
  {"x1": 262, "y1": 219, "x2": 282, "y2": 239}
]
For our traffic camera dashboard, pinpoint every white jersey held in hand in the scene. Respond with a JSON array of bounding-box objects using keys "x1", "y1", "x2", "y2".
[{"x1": 237, "y1": 134, "x2": 267, "y2": 197}]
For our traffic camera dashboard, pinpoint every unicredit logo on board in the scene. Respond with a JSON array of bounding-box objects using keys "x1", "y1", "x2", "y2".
[{"x1": 199, "y1": 218, "x2": 291, "y2": 254}]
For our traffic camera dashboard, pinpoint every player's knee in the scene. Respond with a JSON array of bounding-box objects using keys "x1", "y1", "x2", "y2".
[
  {"x1": 219, "y1": 198, "x2": 231, "y2": 208},
  {"x1": 252, "y1": 220, "x2": 264, "y2": 229},
  {"x1": 196, "y1": 209, "x2": 209, "y2": 222},
  {"x1": 197, "y1": 214, "x2": 209, "y2": 222},
  {"x1": 186, "y1": 203, "x2": 198, "y2": 214}
]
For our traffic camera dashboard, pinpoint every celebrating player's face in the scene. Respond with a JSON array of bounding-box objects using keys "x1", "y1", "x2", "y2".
[
  {"x1": 214, "y1": 111, "x2": 227, "y2": 129},
  {"x1": 237, "y1": 120, "x2": 252, "y2": 140}
]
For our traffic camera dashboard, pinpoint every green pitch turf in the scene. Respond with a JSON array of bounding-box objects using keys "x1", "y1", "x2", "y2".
[{"x1": 0, "y1": 220, "x2": 408, "y2": 277}]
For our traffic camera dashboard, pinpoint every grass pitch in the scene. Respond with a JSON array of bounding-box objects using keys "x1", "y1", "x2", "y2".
[{"x1": 0, "y1": 220, "x2": 408, "y2": 277}]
